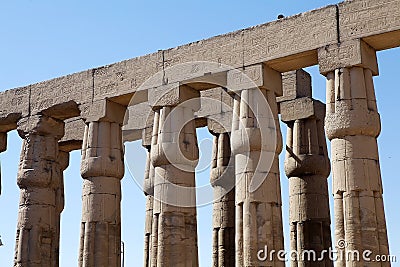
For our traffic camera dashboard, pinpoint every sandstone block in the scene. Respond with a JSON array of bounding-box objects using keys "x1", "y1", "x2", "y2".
[
  {"x1": 318, "y1": 39, "x2": 378, "y2": 75},
  {"x1": 30, "y1": 70, "x2": 93, "y2": 116},
  {"x1": 59, "y1": 118, "x2": 86, "y2": 152},
  {"x1": 277, "y1": 69, "x2": 312, "y2": 103},
  {"x1": 80, "y1": 99, "x2": 126, "y2": 123},
  {"x1": 227, "y1": 64, "x2": 282, "y2": 96},
  {"x1": 0, "y1": 86, "x2": 30, "y2": 124},
  {"x1": 93, "y1": 52, "x2": 161, "y2": 101},
  {"x1": 280, "y1": 97, "x2": 325, "y2": 122},
  {"x1": 244, "y1": 5, "x2": 337, "y2": 71},
  {"x1": 339, "y1": 0, "x2": 400, "y2": 50},
  {"x1": 148, "y1": 84, "x2": 200, "y2": 109}
]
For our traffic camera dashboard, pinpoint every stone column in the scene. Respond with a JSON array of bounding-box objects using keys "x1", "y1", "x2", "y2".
[
  {"x1": 143, "y1": 147, "x2": 155, "y2": 267},
  {"x1": 229, "y1": 64, "x2": 284, "y2": 267},
  {"x1": 318, "y1": 40, "x2": 390, "y2": 266},
  {"x1": 0, "y1": 131, "x2": 7, "y2": 195},
  {"x1": 54, "y1": 151, "x2": 69, "y2": 266},
  {"x1": 79, "y1": 101, "x2": 125, "y2": 267},
  {"x1": 14, "y1": 115, "x2": 65, "y2": 267},
  {"x1": 150, "y1": 85, "x2": 200, "y2": 267},
  {"x1": 210, "y1": 132, "x2": 235, "y2": 267},
  {"x1": 279, "y1": 70, "x2": 332, "y2": 267}
]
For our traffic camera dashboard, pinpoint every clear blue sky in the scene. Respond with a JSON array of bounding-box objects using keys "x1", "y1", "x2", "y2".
[{"x1": 1, "y1": 1, "x2": 399, "y2": 266}]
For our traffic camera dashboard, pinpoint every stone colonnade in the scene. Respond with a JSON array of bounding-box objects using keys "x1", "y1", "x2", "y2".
[{"x1": 1, "y1": 39, "x2": 391, "y2": 267}]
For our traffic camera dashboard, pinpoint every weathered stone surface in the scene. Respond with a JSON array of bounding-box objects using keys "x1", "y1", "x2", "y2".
[
  {"x1": 30, "y1": 70, "x2": 93, "y2": 116},
  {"x1": 210, "y1": 133, "x2": 235, "y2": 267},
  {"x1": 0, "y1": 86, "x2": 30, "y2": 125},
  {"x1": 280, "y1": 97, "x2": 326, "y2": 122},
  {"x1": 80, "y1": 99, "x2": 126, "y2": 123},
  {"x1": 277, "y1": 69, "x2": 312, "y2": 103},
  {"x1": 79, "y1": 118, "x2": 124, "y2": 267},
  {"x1": 148, "y1": 83, "x2": 200, "y2": 109},
  {"x1": 244, "y1": 5, "x2": 337, "y2": 69},
  {"x1": 1, "y1": 2, "x2": 400, "y2": 266},
  {"x1": 318, "y1": 39, "x2": 378, "y2": 75},
  {"x1": 150, "y1": 105, "x2": 199, "y2": 266},
  {"x1": 231, "y1": 86, "x2": 284, "y2": 267},
  {"x1": 339, "y1": 0, "x2": 400, "y2": 50},
  {"x1": 322, "y1": 63, "x2": 390, "y2": 265},
  {"x1": 227, "y1": 63, "x2": 283, "y2": 96},
  {"x1": 93, "y1": 53, "x2": 161, "y2": 102},
  {"x1": 14, "y1": 115, "x2": 65, "y2": 267},
  {"x1": 59, "y1": 118, "x2": 86, "y2": 152},
  {"x1": 281, "y1": 69, "x2": 332, "y2": 267}
]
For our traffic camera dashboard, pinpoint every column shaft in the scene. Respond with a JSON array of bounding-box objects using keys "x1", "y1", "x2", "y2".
[
  {"x1": 325, "y1": 67, "x2": 390, "y2": 267},
  {"x1": 210, "y1": 133, "x2": 235, "y2": 267},
  {"x1": 143, "y1": 148, "x2": 155, "y2": 267},
  {"x1": 151, "y1": 104, "x2": 199, "y2": 267},
  {"x1": 280, "y1": 69, "x2": 333, "y2": 267},
  {"x1": 79, "y1": 121, "x2": 124, "y2": 267},
  {"x1": 14, "y1": 115, "x2": 65, "y2": 267},
  {"x1": 232, "y1": 88, "x2": 284, "y2": 267},
  {"x1": 284, "y1": 109, "x2": 332, "y2": 267}
]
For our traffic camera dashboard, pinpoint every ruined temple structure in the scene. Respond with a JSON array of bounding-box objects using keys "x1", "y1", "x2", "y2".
[{"x1": 0, "y1": 0, "x2": 398, "y2": 266}]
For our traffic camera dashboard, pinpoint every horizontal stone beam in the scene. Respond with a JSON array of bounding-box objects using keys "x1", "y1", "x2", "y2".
[
  {"x1": 339, "y1": 0, "x2": 400, "y2": 51},
  {"x1": 1, "y1": 0, "x2": 399, "y2": 145},
  {"x1": 280, "y1": 97, "x2": 326, "y2": 122}
]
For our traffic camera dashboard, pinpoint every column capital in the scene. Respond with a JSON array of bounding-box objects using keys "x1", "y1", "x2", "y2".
[
  {"x1": 17, "y1": 115, "x2": 64, "y2": 139},
  {"x1": 148, "y1": 84, "x2": 200, "y2": 110},
  {"x1": 227, "y1": 63, "x2": 282, "y2": 96},
  {"x1": 318, "y1": 39, "x2": 378, "y2": 75},
  {"x1": 150, "y1": 106, "x2": 199, "y2": 169},
  {"x1": 277, "y1": 69, "x2": 311, "y2": 103},
  {"x1": 80, "y1": 99, "x2": 126, "y2": 124},
  {"x1": 280, "y1": 70, "x2": 330, "y2": 178}
]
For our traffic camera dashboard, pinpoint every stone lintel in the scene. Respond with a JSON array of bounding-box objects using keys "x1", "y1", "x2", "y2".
[
  {"x1": 80, "y1": 99, "x2": 126, "y2": 124},
  {"x1": 277, "y1": 69, "x2": 312, "y2": 103},
  {"x1": 59, "y1": 118, "x2": 86, "y2": 152},
  {"x1": 227, "y1": 64, "x2": 283, "y2": 96},
  {"x1": 30, "y1": 70, "x2": 93, "y2": 116},
  {"x1": 207, "y1": 116, "x2": 232, "y2": 134},
  {"x1": 318, "y1": 39, "x2": 378, "y2": 75},
  {"x1": 0, "y1": 113, "x2": 22, "y2": 133},
  {"x1": 0, "y1": 86, "x2": 30, "y2": 122},
  {"x1": 181, "y1": 71, "x2": 227, "y2": 90},
  {"x1": 280, "y1": 97, "x2": 325, "y2": 122},
  {"x1": 339, "y1": 0, "x2": 400, "y2": 51},
  {"x1": 148, "y1": 83, "x2": 200, "y2": 110}
]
